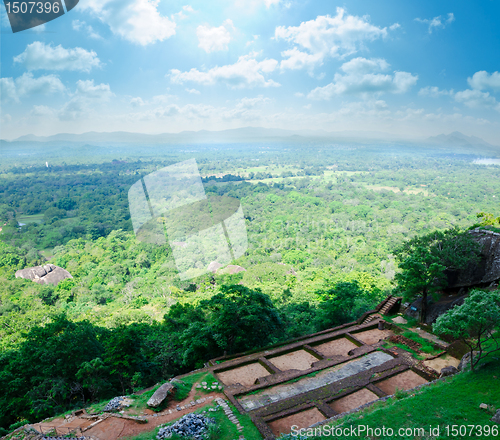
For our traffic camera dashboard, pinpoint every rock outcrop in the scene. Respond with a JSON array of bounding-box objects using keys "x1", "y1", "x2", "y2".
[
  {"x1": 439, "y1": 366, "x2": 458, "y2": 378},
  {"x1": 15, "y1": 264, "x2": 73, "y2": 286},
  {"x1": 492, "y1": 409, "x2": 500, "y2": 425},
  {"x1": 147, "y1": 382, "x2": 174, "y2": 408},
  {"x1": 446, "y1": 229, "x2": 500, "y2": 288}
]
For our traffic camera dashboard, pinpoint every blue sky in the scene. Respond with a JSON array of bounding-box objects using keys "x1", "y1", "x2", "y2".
[{"x1": 1, "y1": 0, "x2": 499, "y2": 143}]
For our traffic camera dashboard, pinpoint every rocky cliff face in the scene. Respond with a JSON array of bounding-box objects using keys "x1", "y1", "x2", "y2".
[
  {"x1": 15, "y1": 263, "x2": 73, "y2": 286},
  {"x1": 446, "y1": 229, "x2": 500, "y2": 288}
]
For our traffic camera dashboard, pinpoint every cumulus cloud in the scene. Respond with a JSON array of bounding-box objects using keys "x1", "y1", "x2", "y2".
[
  {"x1": 75, "y1": 80, "x2": 113, "y2": 100},
  {"x1": 197, "y1": 19, "x2": 235, "y2": 53},
  {"x1": 172, "y1": 5, "x2": 195, "y2": 20},
  {"x1": 0, "y1": 78, "x2": 19, "y2": 103},
  {"x1": 185, "y1": 88, "x2": 201, "y2": 94},
  {"x1": 59, "y1": 80, "x2": 114, "y2": 120},
  {"x1": 130, "y1": 97, "x2": 145, "y2": 107},
  {"x1": 307, "y1": 57, "x2": 417, "y2": 100},
  {"x1": 418, "y1": 86, "x2": 453, "y2": 97},
  {"x1": 454, "y1": 89, "x2": 498, "y2": 109},
  {"x1": 79, "y1": 0, "x2": 176, "y2": 46},
  {"x1": 275, "y1": 8, "x2": 391, "y2": 71},
  {"x1": 14, "y1": 42, "x2": 100, "y2": 72},
  {"x1": 468, "y1": 71, "x2": 500, "y2": 92},
  {"x1": 169, "y1": 52, "x2": 280, "y2": 89},
  {"x1": 72, "y1": 20, "x2": 102, "y2": 39},
  {"x1": 0, "y1": 73, "x2": 65, "y2": 103},
  {"x1": 415, "y1": 13, "x2": 454, "y2": 34}
]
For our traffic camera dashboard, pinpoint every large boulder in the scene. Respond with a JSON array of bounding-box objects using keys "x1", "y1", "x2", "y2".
[
  {"x1": 439, "y1": 366, "x2": 459, "y2": 378},
  {"x1": 15, "y1": 264, "x2": 72, "y2": 286},
  {"x1": 446, "y1": 229, "x2": 500, "y2": 288},
  {"x1": 147, "y1": 382, "x2": 174, "y2": 408},
  {"x1": 458, "y1": 351, "x2": 479, "y2": 371},
  {"x1": 492, "y1": 409, "x2": 500, "y2": 425}
]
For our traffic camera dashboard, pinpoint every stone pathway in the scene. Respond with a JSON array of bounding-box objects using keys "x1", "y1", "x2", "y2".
[
  {"x1": 238, "y1": 351, "x2": 394, "y2": 411},
  {"x1": 215, "y1": 397, "x2": 244, "y2": 438},
  {"x1": 410, "y1": 327, "x2": 449, "y2": 347}
]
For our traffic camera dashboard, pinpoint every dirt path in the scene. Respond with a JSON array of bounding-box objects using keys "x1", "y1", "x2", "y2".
[{"x1": 84, "y1": 386, "x2": 226, "y2": 440}]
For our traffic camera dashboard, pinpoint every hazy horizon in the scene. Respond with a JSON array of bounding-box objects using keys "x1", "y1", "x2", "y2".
[{"x1": 1, "y1": 1, "x2": 500, "y2": 144}]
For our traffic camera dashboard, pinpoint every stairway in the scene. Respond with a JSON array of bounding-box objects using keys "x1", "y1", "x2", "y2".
[
  {"x1": 362, "y1": 314, "x2": 380, "y2": 324},
  {"x1": 379, "y1": 296, "x2": 402, "y2": 316}
]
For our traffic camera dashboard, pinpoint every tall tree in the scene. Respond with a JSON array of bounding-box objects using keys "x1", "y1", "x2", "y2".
[
  {"x1": 434, "y1": 289, "x2": 500, "y2": 371},
  {"x1": 395, "y1": 228, "x2": 481, "y2": 322}
]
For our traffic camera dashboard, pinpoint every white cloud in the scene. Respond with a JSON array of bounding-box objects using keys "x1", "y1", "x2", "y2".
[
  {"x1": 0, "y1": 73, "x2": 65, "y2": 103},
  {"x1": 72, "y1": 20, "x2": 102, "y2": 39},
  {"x1": 279, "y1": 48, "x2": 324, "y2": 71},
  {"x1": 418, "y1": 86, "x2": 453, "y2": 97},
  {"x1": 0, "y1": 78, "x2": 19, "y2": 103},
  {"x1": 275, "y1": 8, "x2": 391, "y2": 71},
  {"x1": 185, "y1": 88, "x2": 201, "y2": 94},
  {"x1": 130, "y1": 97, "x2": 145, "y2": 107},
  {"x1": 30, "y1": 105, "x2": 56, "y2": 118},
  {"x1": 307, "y1": 57, "x2": 417, "y2": 100},
  {"x1": 59, "y1": 80, "x2": 114, "y2": 120},
  {"x1": 14, "y1": 42, "x2": 100, "y2": 72},
  {"x1": 235, "y1": 0, "x2": 280, "y2": 10},
  {"x1": 197, "y1": 19, "x2": 234, "y2": 53},
  {"x1": 169, "y1": 52, "x2": 280, "y2": 89},
  {"x1": 468, "y1": 71, "x2": 500, "y2": 92},
  {"x1": 415, "y1": 13, "x2": 454, "y2": 34},
  {"x1": 454, "y1": 89, "x2": 498, "y2": 109},
  {"x1": 15, "y1": 73, "x2": 66, "y2": 96},
  {"x1": 264, "y1": 0, "x2": 280, "y2": 7},
  {"x1": 79, "y1": 0, "x2": 176, "y2": 46},
  {"x1": 389, "y1": 23, "x2": 401, "y2": 31},
  {"x1": 340, "y1": 57, "x2": 389, "y2": 75},
  {"x1": 75, "y1": 80, "x2": 113, "y2": 100},
  {"x1": 172, "y1": 5, "x2": 195, "y2": 20},
  {"x1": 220, "y1": 96, "x2": 272, "y2": 120},
  {"x1": 294, "y1": 92, "x2": 304, "y2": 97}
]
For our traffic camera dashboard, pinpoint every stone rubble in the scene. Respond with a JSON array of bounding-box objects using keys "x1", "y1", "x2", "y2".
[
  {"x1": 156, "y1": 412, "x2": 215, "y2": 439},
  {"x1": 103, "y1": 396, "x2": 128, "y2": 412},
  {"x1": 215, "y1": 398, "x2": 244, "y2": 433}
]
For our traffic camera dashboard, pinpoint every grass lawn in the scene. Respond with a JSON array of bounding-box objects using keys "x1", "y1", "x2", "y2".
[
  {"x1": 297, "y1": 359, "x2": 500, "y2": 439},
  {"x1": 16, "y1": 213, "x2": 44, "y2": 224}
]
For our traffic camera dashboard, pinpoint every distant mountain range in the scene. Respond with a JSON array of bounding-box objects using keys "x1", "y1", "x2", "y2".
[
  {"x1": 426, "y1": 131, "x2": 496, "y2": 149},
  {"x1": 2, "y1": 127, "x2": 498, "y2": 150}
]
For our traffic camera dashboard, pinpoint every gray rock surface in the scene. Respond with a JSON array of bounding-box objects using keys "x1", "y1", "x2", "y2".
[
  {"x1": 446, "y1": 229, "x2": 500, "y2": 288},
  {"x1": 458, "y1": 351, "x2": 479, "y2": 371},
  {"x1": 492, "y1": 409, "x2": 500, "y2": 424},
  {"x1": 156, "y1": 412, "x2": 215, "y2": 439},
  {"x1": 147, "y1": 383, "x2": 174, "y2": 407},
  {"x1": 439, "y1": 366, "x2": 459, "y2": 378},
  {"x1": 104, "y1": 396, "x2": 128, "y2": 412},
  {"x1": 15, "y1": 264, "x2": 72, "y2": 286}
]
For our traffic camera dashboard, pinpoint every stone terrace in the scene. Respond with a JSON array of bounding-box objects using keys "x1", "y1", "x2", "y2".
[{"x1": 207, "y1": 297, "x2": 449, "y2": 440}]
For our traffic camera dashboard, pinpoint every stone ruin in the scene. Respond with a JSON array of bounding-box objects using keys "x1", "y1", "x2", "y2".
[{"x1": 15, "y1": 264, "x2": 72, "y2": 286}]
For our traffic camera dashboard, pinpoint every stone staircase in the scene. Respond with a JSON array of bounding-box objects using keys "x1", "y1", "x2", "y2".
[
  {"x1": 361, "y1": 296, "x2": 402, "y2": 324},
  {"x1": 379, "y1": 296, "x2": 402, "y2": 316}
]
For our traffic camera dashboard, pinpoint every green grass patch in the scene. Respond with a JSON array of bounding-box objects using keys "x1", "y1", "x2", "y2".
[
  {"x1": 173, "y1": 372, "x2": 222, "y2": 401},
  {"x1": 305, "y1": 360, "x2": 500, "y2": 439},
  {"x1": 402, "y1": 330, "x2": 443, "y2": 355},
  {"x1": 383, "y1": 341, "x2": 423, "y2": 359},
  {"x1": 16, "y1": 214, "x2": 44, "y2": 224}
]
